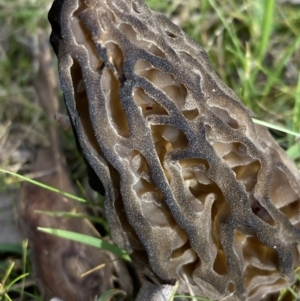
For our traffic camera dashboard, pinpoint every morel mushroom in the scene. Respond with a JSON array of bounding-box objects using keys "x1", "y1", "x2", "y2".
[{"x1": 48, "y1": 0, "x2": 300, "y2": 300}]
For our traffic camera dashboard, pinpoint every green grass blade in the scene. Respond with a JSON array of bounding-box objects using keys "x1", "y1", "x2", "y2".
[
  {"x1": 252, "y1": 118, "x2": 300, "y2": 137},
  {"x1": 263, "y1": 35, "x2": 300, "y2": 96},
  {"x1": 0, "y1": 244, "x2": 23, "y2": 255},
  {"x1": 258, "y1": 0, "x2": 275, "y2": 61},
  {"x1": 207, "y1": 0, "x2": 244, "y2": 63},
  {"x1": 287, "y1": 143, "x2": 300, "y2": 160},
  {"x1": 37, "y1": 228, "x2": 131, "y2": 262},
  {"x1": 286, "y1": 286, "x2": 299, "y2": 299},
  {"x1": 7, "y1": 290, "x2": 43, "y2": 301},
  {"x1": 293, "y1": 74, "x2": 300, "y2": 132},
  {"x1": 174, "y1": 295, "x2": 214, "y2": 301},
  {"x1": 97, "y1": 289, "x2": 127, "y2": 301},
  {"x1": 35, "y1": 209, "x2": 105, "y2": 220},
  {"x1": 168, "y1": 281, "x2": 178, "y2": 301},
  {"x1": 35, "y1": 210, "x2": 109, "y2": 232},
  {"x1": 6, "y1": 273, "x2": 29, "y2": 291},
  {"x1": 0, "y1": 169, "x2": 86, "y2": 203}
]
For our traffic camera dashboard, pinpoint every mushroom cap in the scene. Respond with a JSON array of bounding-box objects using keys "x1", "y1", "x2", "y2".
[{"x1": 49, "y1": 0, "x2": 300, "y2": 300}]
